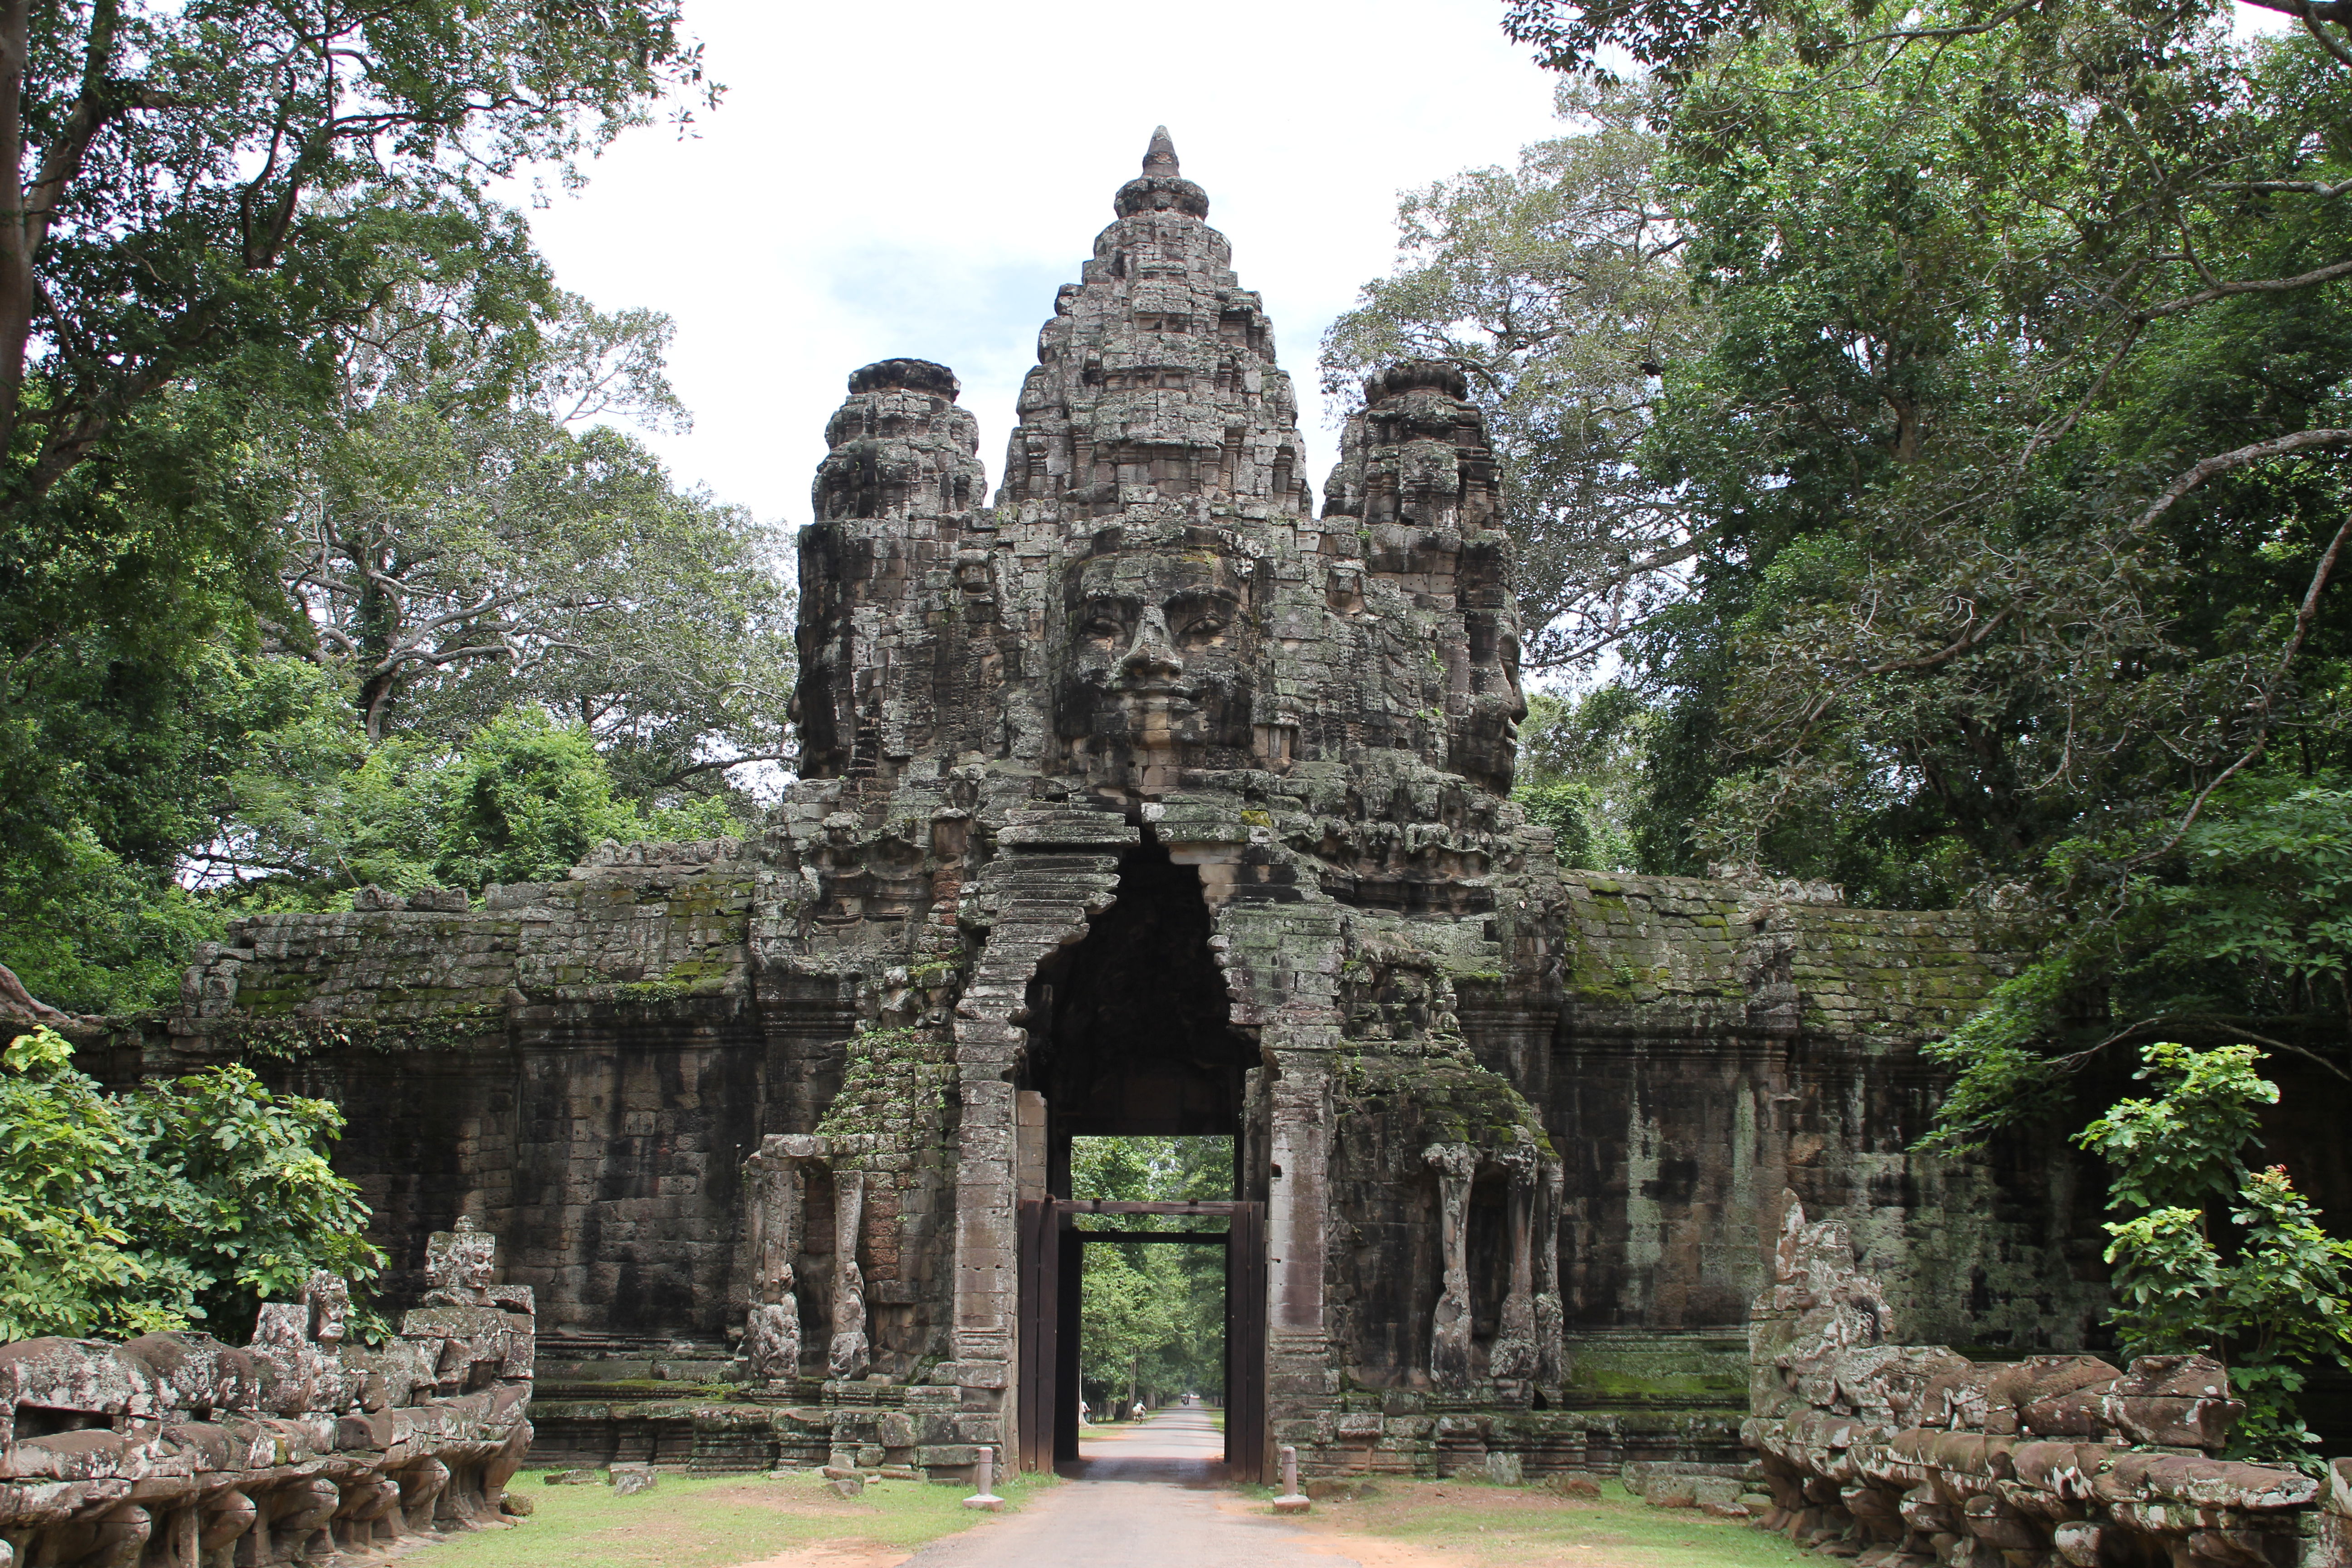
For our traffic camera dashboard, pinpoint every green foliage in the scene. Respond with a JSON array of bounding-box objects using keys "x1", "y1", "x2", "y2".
[
  {"x1": 431, "y1": 710, "x2": 668, "y2": 889},
  {"x1": 2073, "y1": 1043, "x2": 2352, "y2": 1460},
  {"x1": 1069, "y1": 1137, "x2": 1231, "y2": 1409},
  {"x1": 227, "y1": 705, "x2": 741, "y2": 905},
  {"x1": 1511, "y1": 688, "x2": 1646, "y2": 870},
  {"x1": 1322, "y1": 80, "x2": 1714, "y2": 674},
  {"x1": 1922, "y1": 772, "x2": 2352, "y2": 1149},
  {"x1": 0, "y1": 0, "x2": 716, "y2": 524},
  {"x1": 1427, "y1": 0, "x2": 2352, "y2": 911},
  {"x1": 0, "y1": 1, "x2": 770, "y2": 1018},
  {"x1": 0, "y1": 1026, "x2": 381, "y2": 1341}
]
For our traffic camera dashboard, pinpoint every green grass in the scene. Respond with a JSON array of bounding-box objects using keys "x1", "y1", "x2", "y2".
[
  {"x1": 412, "y1": 1469, "x2": 1046, "y2": 1568},
  {"x1": 1296, "y1": 1478, "x2": 1815, "y2": 1568}
]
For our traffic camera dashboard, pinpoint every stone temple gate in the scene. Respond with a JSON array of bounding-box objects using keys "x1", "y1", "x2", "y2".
[{"x1": 151, "y1": 130, "x2": 2128, "y2": 1481}]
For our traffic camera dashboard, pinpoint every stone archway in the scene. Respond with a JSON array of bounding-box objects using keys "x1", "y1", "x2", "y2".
[{"x1": 1009, "y1": 831, "x2": 1268, "y2": 1475}]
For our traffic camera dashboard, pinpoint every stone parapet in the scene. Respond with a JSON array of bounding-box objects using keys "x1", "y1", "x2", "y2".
[
  {"x1": 0, "y1": 1224, "x2": 532, "y2": 1567},
  {"x1": 1744, "y1": 1196, "x2": 2350, "y2": 1566}
]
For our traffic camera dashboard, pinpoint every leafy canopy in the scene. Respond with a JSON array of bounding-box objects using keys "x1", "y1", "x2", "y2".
[
  {"x1": 2074, "y1": 1043, "x2": 2352, "y2": 1460},
  {"x1": 0, "y1": 1025, "x2": 381, "y2": 1342}
]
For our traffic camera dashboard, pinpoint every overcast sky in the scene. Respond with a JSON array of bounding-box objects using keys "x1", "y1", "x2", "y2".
[
  {"x1": 514, "y1": 0, "x2": 2293, "y2": 537},
  {"x1": 510, "y1": 0, "x2": 1572, "y2": 528}
]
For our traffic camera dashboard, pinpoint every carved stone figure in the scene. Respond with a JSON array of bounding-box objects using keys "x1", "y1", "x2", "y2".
[
  {"x1": 828, "y1": 1170, "x2": 869, "y2": 1381},
  {"x1": 742, "y1": 1140, "x2": 808, "y2": 1384},
  {"x1": 1054, "y1": 522, "x2": 1262, "y2": 792},
  {"x1": 1742, "y1": 1202, "x2": 2340, "y2": 1567},
  {"x1": 1426, "y1": 1143, "x2": 1477, "y2": 1392}
]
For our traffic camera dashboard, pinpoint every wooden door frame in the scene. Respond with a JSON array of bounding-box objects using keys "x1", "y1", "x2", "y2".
[{"x1": 1013, "y1": 1199, "x2": 1267, "y2": 1482}]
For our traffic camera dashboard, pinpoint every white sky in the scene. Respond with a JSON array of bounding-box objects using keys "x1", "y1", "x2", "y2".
[
  {"x1": 515, "y1": 0, "x2": 2297, "y2": 536},
  {"x1": 511, "y1": 0, "x2": 1571, "y2": 529}
]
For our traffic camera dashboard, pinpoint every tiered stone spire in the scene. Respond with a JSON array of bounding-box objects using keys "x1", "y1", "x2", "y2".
[{"x1": 995, "y1": 129, "x2": 1312, "y2": 518}]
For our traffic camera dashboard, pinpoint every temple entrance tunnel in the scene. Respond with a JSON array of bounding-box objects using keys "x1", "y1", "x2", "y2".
[{"x1": 1017, "y1": 834, "x2": 1269, "y2": 1475}]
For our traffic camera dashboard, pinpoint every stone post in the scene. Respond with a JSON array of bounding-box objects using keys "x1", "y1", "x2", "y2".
[
  {"x1": 743, "y1": 1137, "x2": 806, "y2": 1385},
  {"x1": 1534, "y1": 1160, "x2": 1568, "y2": 1391},
  {"x1": 1425, "y1": 1143, "x2": 1476, "y2": 1391},
  {"x1": 1491, "y1": 1148, "x2": 1538, "y2": 1390},
  {"x1": 1273, "y1": 1444, "x2": 1309, "y2": 1514},
  {"x1": 962, "y1": 1449, "x2": 1003, "y2": 1511},
  {"x1": 830, "y1": 1168, "x2": 870, "y2": 1380}
]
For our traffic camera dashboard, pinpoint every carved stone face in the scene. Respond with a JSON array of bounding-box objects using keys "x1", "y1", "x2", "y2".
[
  {"x1": 426, "y1": 1221, "x2": 496, "y2": 1298},
  {"x1": 1451, "y1": 611, "x2": 1527, "y2": 794},
  {"x1": 304, "y1": 1272, "x2": 350, "y2": 1346},
  {"x1": 1055, "y1": 534, "x2": 1259, "y2": 791}
]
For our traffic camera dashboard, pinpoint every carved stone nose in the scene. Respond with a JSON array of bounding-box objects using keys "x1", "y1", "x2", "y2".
[{"x1": 1119, "y1": 606, "x2": 1183, "y2": 683}]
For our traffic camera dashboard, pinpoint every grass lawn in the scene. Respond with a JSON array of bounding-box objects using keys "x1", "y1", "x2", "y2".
[
  {"x1": 1289, "y1": 1477, "x2": 1816, "y2": 1568},
  {"x1": 411, "y1": 1469, "x2": 1044, "y2": 1568}
]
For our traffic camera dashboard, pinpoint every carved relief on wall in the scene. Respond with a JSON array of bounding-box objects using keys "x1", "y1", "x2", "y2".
[{"x1": 1053, "y1": 521, "x2": 1264, "y2": 795}]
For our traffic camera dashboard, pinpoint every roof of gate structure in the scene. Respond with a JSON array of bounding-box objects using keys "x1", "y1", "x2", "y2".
[{"x1": 994, "y1": 127, "x2": 1315, "y2": 520}]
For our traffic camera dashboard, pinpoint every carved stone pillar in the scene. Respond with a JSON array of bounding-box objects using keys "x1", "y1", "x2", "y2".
[
  {"x1": 1491, "y1": 1148, "x2": 1538, "y2": 1388},
  {"x1": 829, "y1": 1169, "x2": 870, "y2": 1380},
  {"x1": 743, "y1": 1138, "x2": 807, "y2": 1384},
  {"x1": 1534, "y1": 1160, "x2": 1568, "y2": 1390},
  {"x1": 1425, "y1": 1143, "x2": 1476, "y2": 1391}
]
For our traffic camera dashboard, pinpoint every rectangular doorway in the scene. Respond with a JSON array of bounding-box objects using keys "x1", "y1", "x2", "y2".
[{"x1": 1016, "y1": 1196, "x2": 1265, "y2": 1481}]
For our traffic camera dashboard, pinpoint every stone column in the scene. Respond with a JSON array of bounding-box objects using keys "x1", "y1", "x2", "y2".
[
  {"x1": 743, "y1": 1137, "x2": 806, "y2": 1385},
  {"x1": 829, "y1": 1168, "x2": 870, "y2": 1380},
  {"x1": 1491, "y1": 1148, "x2": 1538, "y2": 1391},
  {"x1": 1425, "y1": 1143, "x2": 1476, "y2": 1391},
  {"x1": 1534, "y1": 1159, "x2": 1568, "y2": 1391}
]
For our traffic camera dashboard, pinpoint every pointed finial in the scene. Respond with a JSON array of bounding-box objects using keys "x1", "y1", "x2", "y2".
[{"x1": 1116, "y1": 127, "x2": 1209, "y2": 220}]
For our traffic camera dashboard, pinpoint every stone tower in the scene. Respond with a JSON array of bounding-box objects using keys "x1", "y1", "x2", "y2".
[{"x1": 161, "y1": 130, "x2": 2107, "y2": 1481}]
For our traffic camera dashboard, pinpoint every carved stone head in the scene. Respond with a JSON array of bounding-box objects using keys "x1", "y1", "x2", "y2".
[
  {"x1": 302, "y1": 1272, "x2": 350, "y2": 1347},
  {"x1": 1451, "y1": 607, "x2": 1528, "y2": 795},
  {"x1": 1054, "y1": 523, "x2": 1261, "y2": 793},
  {"x1": 425, "y1": 1216, "x2": 495, "y2": 1302}
]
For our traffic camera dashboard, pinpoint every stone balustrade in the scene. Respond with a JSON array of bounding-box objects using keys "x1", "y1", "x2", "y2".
[{"x1": 0, "y1": 1223, "x2": 533, "y2": 1568}]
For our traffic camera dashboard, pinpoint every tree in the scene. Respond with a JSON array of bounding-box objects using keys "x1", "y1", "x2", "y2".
[
  {"x1": 2073, "y1": 1042, "x2": 2352, "y2": 1460},
  {"x1": 1512, "y1": 687, "x2": 1646, "y2": 870},
  {"x1": 1500, "y1": 0, "x2": 2352, "y2": 86},
  {"x1": 0, "y1": 0, "x2": 713, "y2": 517},
  {"x1": 0, "y1": 2, "x2": 736, "y2": 1016},
  {"x1": 1069, "y1": 1137, "x2": 1230, "y2": 1409},
  {"x1": 0, "y1": 1024, "x2": 381, "y2": 1341},
  {"x1": 209, "y1": 704, "x2": 740, "y2": 904},
  {"x1": 1323, "y1": 79, "x2": 1714, "y2": 675},
  {"x1": 1649, "y1": 12, "x2": 2352, "y2": 893},
  {"x1": 259, "y1": 260, "x2": 795, "y2": 787}
]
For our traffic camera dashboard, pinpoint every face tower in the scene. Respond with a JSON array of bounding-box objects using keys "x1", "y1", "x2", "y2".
[{"x1": 773, "y1": 128, "x2": 1567, "y2": 1473}]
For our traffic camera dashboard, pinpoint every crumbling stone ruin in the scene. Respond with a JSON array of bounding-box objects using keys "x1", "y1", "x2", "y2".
[
  {"x1": 0, "y1": 1222, "x2": 533, "y2": 1568},
  {"x1": 91, "y1": 127, "x2": 2267, "y2": 1489},
  {"x1": 1745, "y1": 1198, "x2": 2352, "y2": 1567}
]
